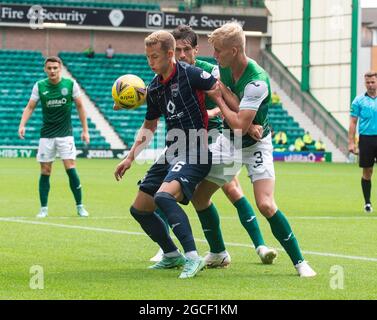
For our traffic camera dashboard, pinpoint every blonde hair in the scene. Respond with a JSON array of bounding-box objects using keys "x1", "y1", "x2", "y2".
[
  {"x1": 208, "y1": 22, "x2": 245, "y2": 50},
  {"x1": 145, "y1": 30, "x2": 176, "y2": 53}
]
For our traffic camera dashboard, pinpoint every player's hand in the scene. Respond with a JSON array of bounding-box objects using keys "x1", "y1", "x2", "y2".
[
  {"x1": 18, "y1": 126, "x2": 25, "y2": 139},
  {"x1": 348, "y1": 142, "x2": 356, "y2": 154},
  {"x1": 114, "y1": 158, "x2": 132, "y2": 181},
  {"x1": 248, "y1": 124, "x2": 263, "y2": 141},
  {"x1": 81, "y1": 131, "x2": 90, "y2": 144},
  {"x1": 207, "y1": 107, "x2": 221, "y2": 119}
]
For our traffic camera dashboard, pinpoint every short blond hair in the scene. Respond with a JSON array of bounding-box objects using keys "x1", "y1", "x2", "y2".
[
  {"x1": 208, "y1": 22, "x2": 245, "y2": 50},
  {"x1": 145, "y1": 30, "x2": 176, "y2": 53}
]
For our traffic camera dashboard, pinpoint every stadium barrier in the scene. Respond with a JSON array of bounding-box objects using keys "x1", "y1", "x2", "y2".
[
  {"x1": 0, "y1": 147, "x2": 332, "y2": 162},
  {"x1": 260, "y1": 50, "x2": 348, "y2": 156}
]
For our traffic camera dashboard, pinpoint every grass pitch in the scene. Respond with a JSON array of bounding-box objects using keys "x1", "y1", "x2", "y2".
[{"x1": 0, "y1": 158, "x2": 376, "y2": 300}]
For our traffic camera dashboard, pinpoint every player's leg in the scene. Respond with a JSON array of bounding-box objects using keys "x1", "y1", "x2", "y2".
[
  {"x1": 130, "y1": 189, "x2": 185, "y2": 269},
  {"x1": 358, "y1": 135, "x2": 375, "y2": 213},
  {"x1": 37, "y1": 162, "x2": 53, "y2": 218},
  {"x1": 222, "y1": 176, "x2": 277, "y2": 264},
  {"x1": 362, "y1": 167, "x2": 373, "y2": 213},
  {"x1": 247, "y1": 135, "x2": 315, "y2": 276},
  {"x1": 36, "y1": 138, "x2": 56, "y2": 218},
  {"x1": 62, "y1": 158, "x2": 88, "y2": 217},
  {"x1": 154, "y1": 161, "x2": 212, "y2": 278},
  {"x1": 137, "y1": 160, "x2": 188, "y2": 272},
  {"x1": 149, "y1": 207, "x2": 169, "y2": 262},
  {"x1": 57, "y1": 136, "x2": 88, "y2": 217},
  {"x1": 253, "y1": 178, "x2": 316, "y2": 277},
  {"x1": 192, "y1": 136, "x2": 240, "y2": 268},
  {"x1": 147, "y1": 149, "x2": 173, "y2": 261},
  {"x1": 192, "y1": 179, "x2": 230, "y2": 268}
]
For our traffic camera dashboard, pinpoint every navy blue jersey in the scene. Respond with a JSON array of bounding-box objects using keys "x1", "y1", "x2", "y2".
[{"x1": 145, "y1": 62, "x2": 217, "y2": 148}]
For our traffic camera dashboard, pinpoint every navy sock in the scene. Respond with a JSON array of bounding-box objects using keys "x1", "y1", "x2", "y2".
[
  {"x1": 155, "y1": 207, "x2": 170, "y2": 234},
  {"x1": 361, "y1": 178, "x2": 371, "y2": 204},
  {"x1": 39, "y1": 174, "x2": 50, "y2": 207},
  {"x1": 130, "y1": 206, "x2": 177, "y2": 254},
  {"x1": 154, "y1": 192, "x2": 196, "y2": 253}
]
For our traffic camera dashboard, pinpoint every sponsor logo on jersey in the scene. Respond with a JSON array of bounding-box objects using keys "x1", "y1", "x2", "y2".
[{"x1": 47, "y1": 98, "x2": 67, "y2": 107}]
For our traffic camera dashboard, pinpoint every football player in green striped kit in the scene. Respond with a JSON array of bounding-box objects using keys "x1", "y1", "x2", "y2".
[
  {"x1": 18, "y1": 56, "x2": 90, "y2": 218},
  {"x1": 150, "y1": 25, "x2": 278, "y2": 267},
  {"x1": 192, "y1": 22, "x2": 316, "y2": 277}
]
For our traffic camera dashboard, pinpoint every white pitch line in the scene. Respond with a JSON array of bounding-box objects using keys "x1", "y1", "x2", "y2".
[
  {"x1": 1, "y1": 217, "x2": 377, "y2": 263},
  {"x1": 3, "y1": 216, "x2": 377, "y2": 221}
]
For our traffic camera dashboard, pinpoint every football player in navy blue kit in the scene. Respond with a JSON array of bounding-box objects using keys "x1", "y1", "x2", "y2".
[{"x1": 114, "y1": 30, "x2": 220, "y2": 279}]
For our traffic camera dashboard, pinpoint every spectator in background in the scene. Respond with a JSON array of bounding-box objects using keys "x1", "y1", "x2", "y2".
[
  {"x1": 315, "y1": 138, "x2": 326, "y2": 151},
  {"x1": 269, "y1": 125, "x2": 275, "y2": 138},
  {"x1": 84, "y1": 46, "x2": 95, "y2": 58},
  {"x1": 274, "y1": 130, "x2": 287, "y2": 146},
  {"x1": 271, "y1": 91, "x2": 281, "y2": 105},
  {"x1": 294, "y1": 137, "x2": 307, "y2": 151},
  {"x1": 303, "y1": 131, "x2": 314, "y2": 146},
  {"x1": 106, "y1": 44, "x2": 115, "y2": 59}
]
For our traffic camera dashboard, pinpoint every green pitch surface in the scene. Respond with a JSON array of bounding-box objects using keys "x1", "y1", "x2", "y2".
[{"x1": 1, "y1": 158, "x2": 377, "y2": 300}]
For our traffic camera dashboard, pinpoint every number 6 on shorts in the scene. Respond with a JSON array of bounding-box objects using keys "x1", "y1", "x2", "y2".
[{"x1": 172, "y1": 161, "x2": 185, "y2": 172}]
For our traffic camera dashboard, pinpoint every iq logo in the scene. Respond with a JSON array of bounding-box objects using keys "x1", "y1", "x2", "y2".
[{"x1": 146, "y1": 12, "x2": 164, "y2": 28}]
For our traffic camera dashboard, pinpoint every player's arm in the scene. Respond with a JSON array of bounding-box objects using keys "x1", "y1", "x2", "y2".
[
  {"x1": 18, "y1": 99, "x2": 37, "y2": 139},
  {"x1": 217, "y1": 98, "x2": 256, "y2": 135},
  {"x1": 114, "y1": 119, "x2": 158, "y2": 181},
  {"x1": 348, "y1": 116, "x2": 358, "y2": 154},
  {"x1": 73, "y1": 82, "x2": 90, "y2": 144},
  {"x1": 217, "y1": 81, "x2": 240, "y2": 112},
  {"x1": 348, "y1": 98, "x2": 359, "y2": 154},
  {"x1": 19, "y1": 83, "x2": 39, "y2": 139},
  {"x1": 75, "y1": 96, "x2": 90, "y2": 144}
]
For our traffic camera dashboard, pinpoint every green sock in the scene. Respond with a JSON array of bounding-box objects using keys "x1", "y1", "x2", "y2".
[
  {"x1": 39, "y1": 174, "x2": 50, "y2": 207},
  {"x1": 66, "y1": 168, "x2": 82, "y2": 205},
  {"x1": 267, "y1": 210, "x2": 304, "y2": 265},
  {"x1": 234, "y1": 197, "x2": 265, "y2": 248},
  {"x1": 196, "y1": 203, "x2": 226, "y2": 253},
  {"x1": 155, "y1": 207, "x2": 170, "y2": 234}
]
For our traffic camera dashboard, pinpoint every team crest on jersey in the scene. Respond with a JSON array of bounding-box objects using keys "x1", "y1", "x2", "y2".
[
  {"x1": 61, "y1": 88, "x2": 68, "y2": 96},
  {"x1": 171, "y1": 83, "x2": 179, "y2": 97},
  {"x1": 200, "y1": 71, "x2": 211, "y2": 79}
]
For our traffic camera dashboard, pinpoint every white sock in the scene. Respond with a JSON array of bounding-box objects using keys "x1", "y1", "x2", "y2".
[
  {"x1": 185, "y1": 251, "x2": 199, "y2": 259},
  {"x1": 256, "y1": 245, "x2": 267, "y2": 254}
]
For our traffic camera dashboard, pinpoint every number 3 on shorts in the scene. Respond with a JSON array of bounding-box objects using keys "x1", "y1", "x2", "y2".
[
  {"x1": 172, "y1": 161, "x2": 185, "y2": 172},
  {"x1": 253, "y1": 151, "x2": 263, "y2": 168}
]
